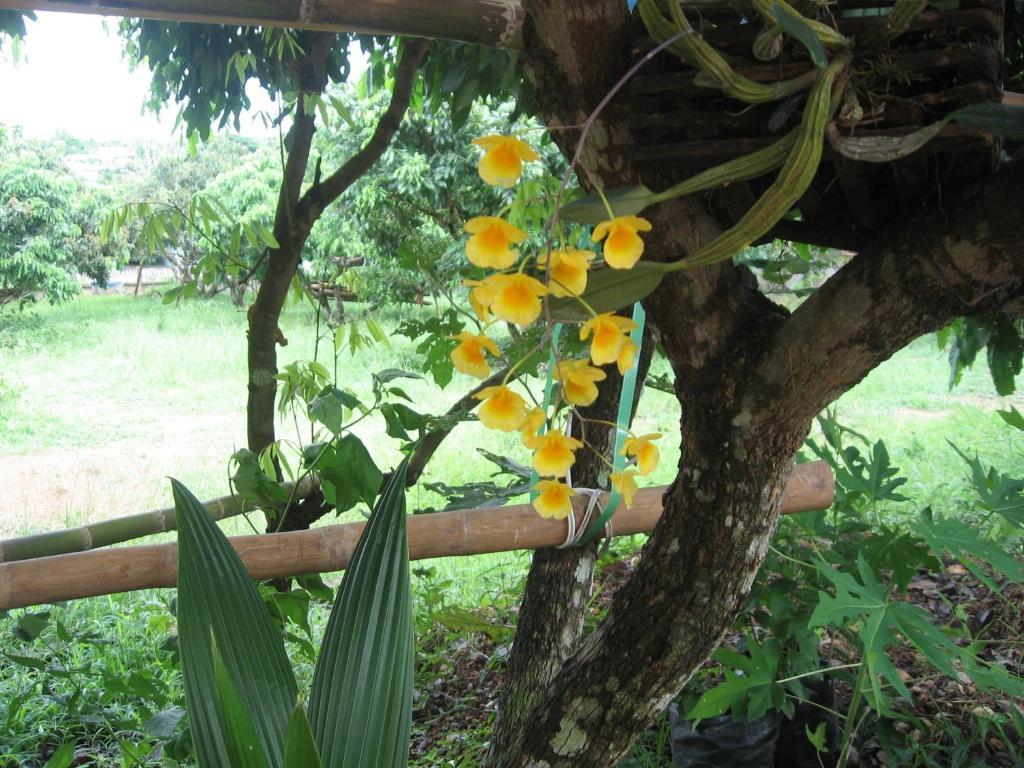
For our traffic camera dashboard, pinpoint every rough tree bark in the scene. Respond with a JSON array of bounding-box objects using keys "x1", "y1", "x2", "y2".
[
  {"x1": 487, "y1": 1, "x2": 1024, "y2": 765},
  {"x1": 242, "y1": 37, "x2": 430, "y2": 532},
  {"x1": 488, "y1": 333, "x2": 655, "y2": 762}
]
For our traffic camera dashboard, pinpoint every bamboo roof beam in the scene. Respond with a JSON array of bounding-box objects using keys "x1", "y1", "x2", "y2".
[
  {"x1": 0, "y1": 0, "x2": 524, "y2": 48},
  {"x1": 0, "y1": 460, "x2": 834, "y2": 611}
]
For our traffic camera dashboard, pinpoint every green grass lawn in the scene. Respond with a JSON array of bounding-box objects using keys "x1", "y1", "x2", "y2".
[{"x1": 1, "y1": 292, "x2": 1022, "y2": 766}]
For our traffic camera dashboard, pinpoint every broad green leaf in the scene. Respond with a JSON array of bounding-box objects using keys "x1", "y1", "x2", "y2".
[
  {"x1": 912, "y1": 512, "x2": 1024, "y2": 595},
  {"x1": 315, "y1": 435, "x2": 384, "y2": 513},
  {"x1": 3, "y1": 652, "x2": 46, "y2": 670},
  {"x1": 145, "y1": 707, "x2": 186, "y2": 739},
  {"x1": 44, "y1": 744, "x2": 74, "y2": 768},
  {"x1": 308, "y1": 456, "x2": 415, "y2": 768},
  {"x1": 14, "y1": 611, "x2": 49, "y2": 640},
  {"x1": 548, "y1": 261, "x2": 671, "y2": 322},
  {"x1": 952, "y1": 101, "x2": 1024, "y2": 140},
  {"x1": 310, "y1": 386, "x2": 362, "y2": 435},
  {"x1": 560, "y1": 185, "x2": 658, "y2": 225},
  {"x1": 173, "y1": 478, "x2": 299, "y2": 768},
  {"x1": 212, "y1": 635, "x2": 272, "y2": 768},
  {"x1": 773, "y1": 0, "x2": 828, "y2": 69},
  {"x1": 285, "y1": 700, "x2": 324, "y2": 768},
  {"x1": 231, "y1": 449, "x2": 288, "y2": 504}
]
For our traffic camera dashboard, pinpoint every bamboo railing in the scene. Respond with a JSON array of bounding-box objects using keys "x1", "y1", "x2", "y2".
[
  {"x1": 0, "y1": 461, "x2": 833, "y2": 611},
  {"x1": 0, "y1": 477, "x2": 318, "y2": 563},
  {"x1": 0, "y1": 0, "x2": 524, "y2": 48}
]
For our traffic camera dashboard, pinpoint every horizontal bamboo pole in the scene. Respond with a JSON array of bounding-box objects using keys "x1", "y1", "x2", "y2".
[
  {"x1": 0, "y1": 477, "x2": 317, "y2": 563},
  {"x1": 0, "y1": 0, "x2": 524, "y2": 48},
  {"x1": 0, "y1": 461, "x2": 833, "y2": 611}
]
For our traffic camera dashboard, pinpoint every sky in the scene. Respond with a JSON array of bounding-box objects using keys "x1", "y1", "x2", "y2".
[{"x1": 0, "y1": 12, "x2": 276, "y2": 142}]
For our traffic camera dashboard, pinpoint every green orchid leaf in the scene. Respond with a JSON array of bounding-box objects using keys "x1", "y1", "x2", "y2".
[
  {"x1": 173, "y1": 478, "x2": 298, "y2": 768},
  {"x1": 308, "y1": 456, "x2": 415, "y2": 768},
  {"x1": 560, "y1": 185, "x2": 658, "y2": 225},
  {"x1": 951, "y1": 101, "x2": 1024, "y2": 140},
  {"x1": 547, "y1": 261, "x2": 671, "y2": 322},
  {"x1": 773, "y1": 1, "x2": 828, "y2": 69}
]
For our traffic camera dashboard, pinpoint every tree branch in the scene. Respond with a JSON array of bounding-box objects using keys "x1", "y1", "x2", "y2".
[
  {"x1": 405, "y1": 363, "x2": 512, "y2": 485},
  {"x1": 753, "y1": 161, "x2": 1024, "y2": 430},
  {"x1": 296, "y1": 38, "x2": 430, "y2": 224}
]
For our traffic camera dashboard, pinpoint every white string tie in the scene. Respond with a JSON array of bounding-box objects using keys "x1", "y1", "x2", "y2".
[{"x1": 557, "y1": 413, "x2": 615, "y2": 549}]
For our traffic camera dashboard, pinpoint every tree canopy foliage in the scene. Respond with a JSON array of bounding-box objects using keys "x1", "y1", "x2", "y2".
[{"x1": 0, "y1": 129, "x2": 128, "y2": 309}]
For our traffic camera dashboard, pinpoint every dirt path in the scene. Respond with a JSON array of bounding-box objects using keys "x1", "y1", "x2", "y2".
[{"x1": 0, "y1": 412, "x2": 245, "y2": 537}]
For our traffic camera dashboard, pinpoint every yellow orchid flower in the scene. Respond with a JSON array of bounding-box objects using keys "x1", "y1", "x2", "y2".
[
  {"x1": 464, "y1": 216, "x2": 528, "y2": 269},
  {"x1": 621, "y1": 433, "x2": 662, "y2": 476},
  {"x1": 472, "y1": 135, "x2": 540, "y2": 188},
  {"x1": 524, "y1": 430, "x2": 583, "y2": 477},
  {"x1": 474, "y1": 385, "x2": 528, "y2": 432},
  {"x1": 579, "y1": 312, "x2": 638, "y2": 367},
  {"x1": 617, "y1": 336, "x2": 638, "y2": 375},
  {"x1": 538, "y1": 247, "x2": 594, "y2": 298},
  {"x1": 449, "y1": 331, "x2": 501, "y2": 379},
  {"x1": 519, "y1": 406, "x2": 546, "y2": 440},
  {"x1": 463, "y1": 278, "x2": 496, "y2": 323},
  {"x1": 486, "y1": 273, "x2": 548, "y2": 327},
  {"x1": 532, "y1": 479, "x2": 576, "y2": 519},
  {"x1": 553, "y1": 358, "x2": 607, "y2": 407},
  {"x1": 611, "y1": 469, "x2": 640, "y2": 508},
  {"x1": 592, "y1": 215, "x2": 653, "y2": 269}
]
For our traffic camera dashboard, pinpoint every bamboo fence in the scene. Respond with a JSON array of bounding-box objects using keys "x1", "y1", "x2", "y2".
[
  {"x1": 0, "y1": 0, "x2": 524, "y2": 48},
  {"x1": 0, "y1": 477, "x2": 318, "y2": 563},
  {"x1": 0, "y1": 461, "x2": 833, "y2": 611}
]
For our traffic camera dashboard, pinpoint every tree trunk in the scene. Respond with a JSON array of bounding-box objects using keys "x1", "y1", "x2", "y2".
[
  {"x1": 245, "y1": 36, "x2": 429, "y2": 534},
  {"x1": 492, "y1": 1, "x2": 1024, "y2": 765},
  {"x1": 487, "y1": 327, "x2": 655, "y2": 764}
]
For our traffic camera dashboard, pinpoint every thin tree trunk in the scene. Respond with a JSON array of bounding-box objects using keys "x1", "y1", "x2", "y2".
[
  {"x1": 244, "y1": 37, "x2": 429, "y2": 534},
  {"x1": 487, "y1": 328, "x2": 655, "y2": 763}
]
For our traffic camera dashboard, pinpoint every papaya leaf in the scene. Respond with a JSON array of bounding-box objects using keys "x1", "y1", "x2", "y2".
[
  {"x1": 997, "y1": 405, "x2": 1024, "y2": 431},
  {"x1": 912, "y1": 511, "x2": 1024, "y2": 595},
  {"x1": 173, "y1": 478, "x2": 298, "y2": 768},
  {"x1": 949, "y1": 442, "x2": 1024, "y2": 528},
  {"x1": 687, "y1": 635, "x2": 782, "y2": 720},
  {"x1": 308, "y1": 456, "x2": 415, "y2": 768},
  {"x1": 809, "y1": 555, "x2": 979, "y2": 708}
]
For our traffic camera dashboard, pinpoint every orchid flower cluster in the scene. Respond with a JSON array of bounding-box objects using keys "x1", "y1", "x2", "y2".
[{"x1": 450, "y1": 135, "x2": 662, "y2": 520}]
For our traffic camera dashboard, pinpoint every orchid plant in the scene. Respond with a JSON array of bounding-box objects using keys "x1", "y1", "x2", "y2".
[{"x1": 449, "y1": 134, "x2": 663, "y2": 521}]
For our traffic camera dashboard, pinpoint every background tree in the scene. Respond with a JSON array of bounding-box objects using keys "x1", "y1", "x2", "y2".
[
  {"x1": 0, "y1": 132, "x2": 127, "y2": 309},
  {"x1": 119, "y1": 23, "x2": 429, "y2": 530}
]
